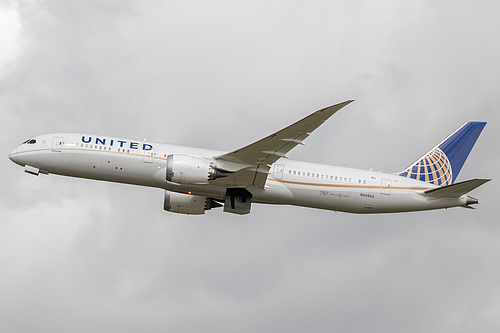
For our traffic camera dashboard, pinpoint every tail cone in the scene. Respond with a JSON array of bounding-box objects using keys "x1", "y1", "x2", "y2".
[{"x1": 466, "y1": 196, "x2": 479, "y2": 205}]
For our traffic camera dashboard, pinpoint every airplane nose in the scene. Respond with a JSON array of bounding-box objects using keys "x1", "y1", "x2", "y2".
[{"x1": 8, "y1": 147, "x2": 19, "y2": 164}]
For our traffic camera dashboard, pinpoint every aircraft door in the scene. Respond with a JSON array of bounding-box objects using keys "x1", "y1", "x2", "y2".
[
  {"x1": 143, "y1": 148, "x2": 156, "y2": 163},
  {"x1": 52, "y1": 136, "x2": 64, "y2": 152},
  {"x1": 381, "y1": 178, "x2": 392, "y2": 195},
  {"x1": 273, "y1": 164, "x2": 284, "y2": 180}
]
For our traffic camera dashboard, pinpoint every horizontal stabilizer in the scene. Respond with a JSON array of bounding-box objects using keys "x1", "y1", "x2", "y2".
[{"x1": 424, "y1": 178, "x2": 490, "y2": 198}]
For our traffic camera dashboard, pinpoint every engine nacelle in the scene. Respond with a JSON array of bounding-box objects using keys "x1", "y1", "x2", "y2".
[
  {"x1": 164, "y1": 191, "x2": 221, "y2": 215},
  {"x1": 166, "y1": 154, "x2": 226, "y2": 184}
]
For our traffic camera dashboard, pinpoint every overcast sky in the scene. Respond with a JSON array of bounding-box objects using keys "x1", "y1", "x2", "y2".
[{"x1": 1, "y1": 0, "x2": 499, "y2": 332}]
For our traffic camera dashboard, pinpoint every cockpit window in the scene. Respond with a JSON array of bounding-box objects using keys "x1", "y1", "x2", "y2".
[{"x1": 21, "y1": 139, "x2": 36, "y2": 145}]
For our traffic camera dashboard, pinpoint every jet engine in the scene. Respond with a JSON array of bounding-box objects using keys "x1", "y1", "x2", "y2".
[
  {"x1": 166, "y1": 154, "x2": 227, "y2": 184},
  {"x1": 164, "y1": 190, "x2": 222, "y2": 215}
]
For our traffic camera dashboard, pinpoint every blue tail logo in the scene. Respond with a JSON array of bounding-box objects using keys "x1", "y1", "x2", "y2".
[{"x1": 398, "y1": 122, "x2": 486, "y2": 186}]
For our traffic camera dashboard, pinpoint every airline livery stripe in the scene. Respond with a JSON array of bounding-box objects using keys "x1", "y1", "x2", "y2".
[
  {"x1": 9, "y1": 147, "x2": 168, "y2": 161},
  {"x1": 269, "y1": 178, "x2": 432, "y2": 191}
]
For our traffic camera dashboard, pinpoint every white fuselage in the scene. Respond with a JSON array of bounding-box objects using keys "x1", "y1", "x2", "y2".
[{"x1": 9, "y1": 133, "x2": 469, "y2": 214}]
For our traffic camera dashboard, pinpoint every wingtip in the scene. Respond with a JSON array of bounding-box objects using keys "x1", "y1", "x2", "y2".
[
  {"x1": 340, "y1": 99, "x2": 355, "y2": 105},
  {"x1": 318, "y1": 100, "x2": 355, "y2": 113}
]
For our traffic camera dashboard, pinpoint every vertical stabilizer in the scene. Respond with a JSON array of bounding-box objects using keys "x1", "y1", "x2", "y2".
[{"x1": 398, "y1": 122, "x2": 486, "y2": 186}]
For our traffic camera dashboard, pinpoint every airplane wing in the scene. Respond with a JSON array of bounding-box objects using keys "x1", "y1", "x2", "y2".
[{"x1": 211, "y1": 100, "x2": 354, "y2": 188}]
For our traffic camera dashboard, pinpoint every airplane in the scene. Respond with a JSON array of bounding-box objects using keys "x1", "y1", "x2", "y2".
[{"x1": 8, "y1": 100, "x2": 490, "y2": 215}]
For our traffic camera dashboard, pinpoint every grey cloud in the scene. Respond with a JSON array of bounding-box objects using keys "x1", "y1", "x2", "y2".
[{"x1": 1, "y1": 0, "x2": 500, "y2": 332}]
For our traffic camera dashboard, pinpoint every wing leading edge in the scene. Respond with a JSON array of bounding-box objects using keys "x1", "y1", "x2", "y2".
[{"x1": 211, "y1": 100, "x2": 354, "y2": 188}]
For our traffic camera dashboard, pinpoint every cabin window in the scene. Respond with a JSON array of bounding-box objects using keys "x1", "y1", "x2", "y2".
[
  {"x1": 293, "y1": 171, "x2": 296, "y2": 175},
  {"x1": 298, "y1": 171, "x2": 301, "y2": 175}
]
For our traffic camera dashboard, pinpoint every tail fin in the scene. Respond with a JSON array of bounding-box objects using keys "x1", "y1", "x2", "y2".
[{"x1": 398, "y1": 122, "x2": 486, "y2": 186}]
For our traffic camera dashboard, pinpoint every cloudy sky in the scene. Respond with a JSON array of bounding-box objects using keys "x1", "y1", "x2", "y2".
[{"x1": 1, "y1": 0, "x2": 499, "y2": 332}]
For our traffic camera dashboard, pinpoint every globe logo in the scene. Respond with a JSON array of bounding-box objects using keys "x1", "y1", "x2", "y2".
[{"x1": 399, "y1": 147, "x2": 452, "y2": 186}]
